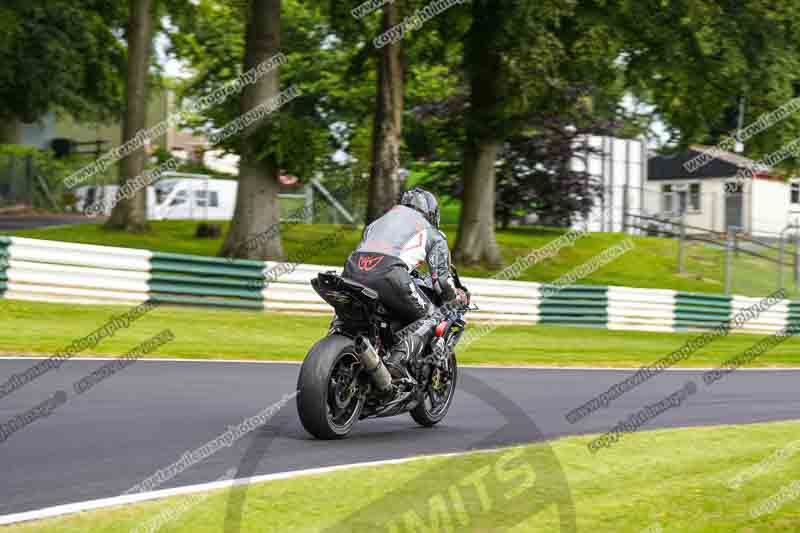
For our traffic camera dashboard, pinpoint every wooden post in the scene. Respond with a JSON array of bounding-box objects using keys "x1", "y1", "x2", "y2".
[
  {"x1": 726, "y1": 226, "x2": 735, "y2": 295},
  {"x1": 677, "y1": 213, "x2": 687, "y2": 274},
  {"x1": 795, "y1": 223, "x2": 800, "y2": 289},
  {"x1": 622, "y1": 183, "x2": 630, "y2": 234}
]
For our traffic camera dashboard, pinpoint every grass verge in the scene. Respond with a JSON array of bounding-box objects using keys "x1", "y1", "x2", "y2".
[
  {"x1": 2, "y1": 299, "x2": 799, "y2": 367},
  {"x1": 3, "y1": 420, "x2": 799, "y2": 532}
]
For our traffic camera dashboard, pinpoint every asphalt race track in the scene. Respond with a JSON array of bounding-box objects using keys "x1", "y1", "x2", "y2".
[
  {"x1": 1, "y1": 359, "x2": 799, "y2": 517},
  {"x1": 0, "y1": 215, "x2": 101, "y2": 231}
]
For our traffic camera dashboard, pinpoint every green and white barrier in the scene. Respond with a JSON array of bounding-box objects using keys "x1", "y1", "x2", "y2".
[{"x1": 0, "y1": 236, "x2": 794, "y2": 335}]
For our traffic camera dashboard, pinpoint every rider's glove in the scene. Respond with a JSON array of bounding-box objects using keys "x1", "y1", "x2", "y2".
[{"x1": 455, "y1": 288, "x2": 470, "y2": 306}]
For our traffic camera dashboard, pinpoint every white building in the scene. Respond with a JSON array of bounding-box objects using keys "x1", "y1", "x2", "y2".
[
  {"x1": 571, "y1": 136, "x2": 648, "y2": 233},
  {"x1": 645, "y1": 145, "x2": 800, "y2": 237}
]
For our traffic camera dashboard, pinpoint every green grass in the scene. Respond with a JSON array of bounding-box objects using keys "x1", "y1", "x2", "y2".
[
  {"x1": 7, "y1": 221, "x2": 793, "y2": 298},
  {"x1": 2, "y1": 299, "x2": 799, "y2": 367},
  {"x1": 5, "y1": 420, "x2": 800, "y2": 532}
]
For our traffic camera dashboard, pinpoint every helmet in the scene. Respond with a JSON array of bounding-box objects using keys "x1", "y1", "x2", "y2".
[{"x1": 400, "y1": 188, "x2": 440, "y2": 228}]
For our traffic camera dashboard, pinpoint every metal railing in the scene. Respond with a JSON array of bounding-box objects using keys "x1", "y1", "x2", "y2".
[{"x1": 628, "y1": 213, "x2": 800, "y2": 296}]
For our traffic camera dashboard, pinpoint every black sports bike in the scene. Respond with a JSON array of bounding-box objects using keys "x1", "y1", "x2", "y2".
[{"x1": 296, "y1": 267, "x2": 471, "y2": 439}]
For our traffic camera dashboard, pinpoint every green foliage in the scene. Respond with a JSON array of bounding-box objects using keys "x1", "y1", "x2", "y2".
[
  {"x1": 5, "y1": 0, "x2": 799, "y2": 219},
  {"x1": 613, "y1": 0, "x2": 800, "y2": 164},
  {"x1": 167, "y1": 0, "x2": 340, "y2": 181},
  {"x1": 165, "y1": 0, "x2": 470, "y2": 206},
  {"x1": 150, "y1": 146, "x2": 235, "y2": 180},
  {"x1": 0, "y1": 0, "x2": 125, "y2": 123},
  {"x1": 0, "y1": 145, "x2": 109, "y2": 209}
]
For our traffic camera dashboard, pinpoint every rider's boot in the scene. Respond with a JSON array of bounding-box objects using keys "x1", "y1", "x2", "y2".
[{"x1": 386, "y1": 316, "x2": 438, "y2": 379}]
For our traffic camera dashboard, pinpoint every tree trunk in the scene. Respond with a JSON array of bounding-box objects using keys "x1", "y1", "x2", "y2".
[
  {"x1": 453, "y1": 139, "x2": 503, "y2": 265},
  {"x1": 366, "y1": 1, "x2": 404, "y2": 223},
  {"x1": 218, "y1": 0, "x2": 285, "y2": 260},
  {"x1": 453, "y1": 1, "x2": 504, "y2": 266},
  {"x1": 106, "y1": 0, "x2": 154, "y2": 233},
  {"x1": 500, "y1": 209, "x2": 511, "y2": 230},
  {"x1": 0, "y1": 115, "x2": 22, "y2": 145}
]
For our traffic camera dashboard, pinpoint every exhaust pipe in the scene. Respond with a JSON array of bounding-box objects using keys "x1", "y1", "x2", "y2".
[{"x1": 354, "y1": 337, "x2": 393, "y2": 394}]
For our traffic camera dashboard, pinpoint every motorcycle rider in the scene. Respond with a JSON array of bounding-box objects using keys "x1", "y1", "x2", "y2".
[{"x1": 337, "y1": 188, "x2": 469, "y2": 377}]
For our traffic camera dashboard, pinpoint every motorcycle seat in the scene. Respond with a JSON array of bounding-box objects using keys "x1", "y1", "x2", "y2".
[{"x1": 312, "y1": 272, "x2": 385, "y2": 324}]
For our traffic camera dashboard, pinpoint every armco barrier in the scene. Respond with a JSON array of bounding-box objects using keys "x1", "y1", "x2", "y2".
[
  {"x1": 0, "y1": 236, "x2": 794, "y2": 335},
  {"x1": 539, "y1": 286, "x2": 608, "y2": 327},
  {"x1": 675, "y1": 293, "x2": 732, "y2": 331}
]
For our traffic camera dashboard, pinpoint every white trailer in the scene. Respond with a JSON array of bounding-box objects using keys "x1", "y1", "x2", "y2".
[
  {"x1": 72, "y1": 175, "x2": 236, "y2": 220},
  {"x1": 73, "y1": 172, "x2": 314, "y2": 222},
  {"x1": 150, "y1": 176, "x2": 238, "y2": 221},
  {"x1": 74, "y1": 185, "x2": 158, "y2": 218}
]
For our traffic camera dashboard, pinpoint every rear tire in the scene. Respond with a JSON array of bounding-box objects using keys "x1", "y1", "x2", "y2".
[
  {"x1": 297, "y1": 335, "x2": 366, "y2": 440},
  {"x1": 411, "y1": 351, "x2": 457, "y2": 427}
]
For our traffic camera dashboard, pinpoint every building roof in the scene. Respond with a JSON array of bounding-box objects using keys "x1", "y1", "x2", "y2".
[{"x1": 648, "y1": 145, "x2": 771, "y2": 181}]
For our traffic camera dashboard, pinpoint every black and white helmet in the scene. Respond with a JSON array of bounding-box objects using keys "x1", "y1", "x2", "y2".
[{"x1": 400, "y1": 187, "x2": 440, "y2": 228}]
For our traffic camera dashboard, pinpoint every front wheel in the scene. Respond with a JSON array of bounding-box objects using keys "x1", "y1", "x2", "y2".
[
  {"x1": 297, "y1": 335, "x2": 366, "y2": 439},
  {"x1": 411, "y1": 351, "x2": 457, "y2": 427}
]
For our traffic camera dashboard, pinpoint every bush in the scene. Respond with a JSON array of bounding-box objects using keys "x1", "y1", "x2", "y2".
[{"x1": 195, "y1": 222, "x2": 223, "y2": 239}]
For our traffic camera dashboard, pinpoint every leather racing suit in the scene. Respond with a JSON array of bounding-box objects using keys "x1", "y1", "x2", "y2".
[{"x1": 341, "y1": 205, "x2": 458, "y2": 374}]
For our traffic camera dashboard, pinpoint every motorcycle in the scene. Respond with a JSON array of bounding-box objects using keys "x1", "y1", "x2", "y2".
[{"x1": 296, "y1": 266, "x2": 472, "y2": 439}]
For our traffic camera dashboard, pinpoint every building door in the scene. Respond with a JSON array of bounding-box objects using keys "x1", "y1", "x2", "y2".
[
  {"x1": 677, "y1": 190, "x2": 688, "y2": 215},
  {"x1": 725, "y1": 182, "x2": 744, "y2": 231}
]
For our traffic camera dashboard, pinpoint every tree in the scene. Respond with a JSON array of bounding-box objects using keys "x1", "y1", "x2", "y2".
[
  {"x1": 0, "y1": 0, "x2": 124, "y2": 144},
  {"x1": 218, "y1": 0, "x2": 286, "y2": 260},
  {"x1": 412, "y1": 88, "x2": 617, "y2": 229},
  {"x1": 456, "y1": 23, "x2": 504, "y2": 265},
  {"x1": 453, "y1": 0, "x2": 574, "y2": 265},
  {"x1": 613, "y1": 0, "x2": 800, "y2": 164},
  {"x1": 366, "y1": 2, "x2": 405, "y2": 222},
  {"x1": 495, "y1": 96, "x2": 618, "y2": 228},
  {"x1": 106, "y1": 0, "x2": 156, "y2": 233},
  {"x1": 322, "y1": 0, "x2": 467, "y2": 223},
  {"x1": 448, "y1": 0, "x2": 800, "y2": 263},
  {"x1": 170, "y1": 0, "x2": 384, "y2": 255}
]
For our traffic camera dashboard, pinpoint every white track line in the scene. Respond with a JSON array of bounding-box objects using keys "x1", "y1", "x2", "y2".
[
  {"x1": 0, "y1": 356, "x2": 299, "y2": 365},
  {"x1": 463, "y1": 365, "x2": 800, "y2": 371},
  {"x1": 0, "y1": 356, "x2": 799, "y2": 371},
  {"x1": 0, "y1": 449, "x2": 505, "y2": 526},
  {"x1": 0, "y1": 358, "x2": 797, "y2": 524}
]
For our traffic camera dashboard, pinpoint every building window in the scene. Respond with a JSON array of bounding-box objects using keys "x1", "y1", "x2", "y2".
[
  {"x1": 689, "y1": 183, "x2": 701, "y2": 212},
  {"x1": 662, "y1": 184, "x2": 674, "y2": 214},
  {"x1": 169, "y1": 190, "x2": 187, "y2": 206},
  {"x1": 194, "y1": 190, "x2": 219, "y2": 207},
  {"x1": 792, "y1": 183, "x2": 800, "y2": 205}
]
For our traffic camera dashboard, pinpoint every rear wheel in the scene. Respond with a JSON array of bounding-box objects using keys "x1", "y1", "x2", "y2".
[
  {"x1": 411, "y1": 351, "x2": 457, "y2": 427},
  {"x1": 297, "y1": 335, "x2": 366, "y2": 439}
]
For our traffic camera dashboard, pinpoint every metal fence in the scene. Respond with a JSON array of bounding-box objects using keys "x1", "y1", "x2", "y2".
[
  {"x1": 628, "y1": 213, "x2": 800, "y2": 297},
  {"x1": 0, "y1": 153, "x2": 70, "y2": 210},
  {"x1": 0, "y1": 154, "x2": 38, "y2": 207}
]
